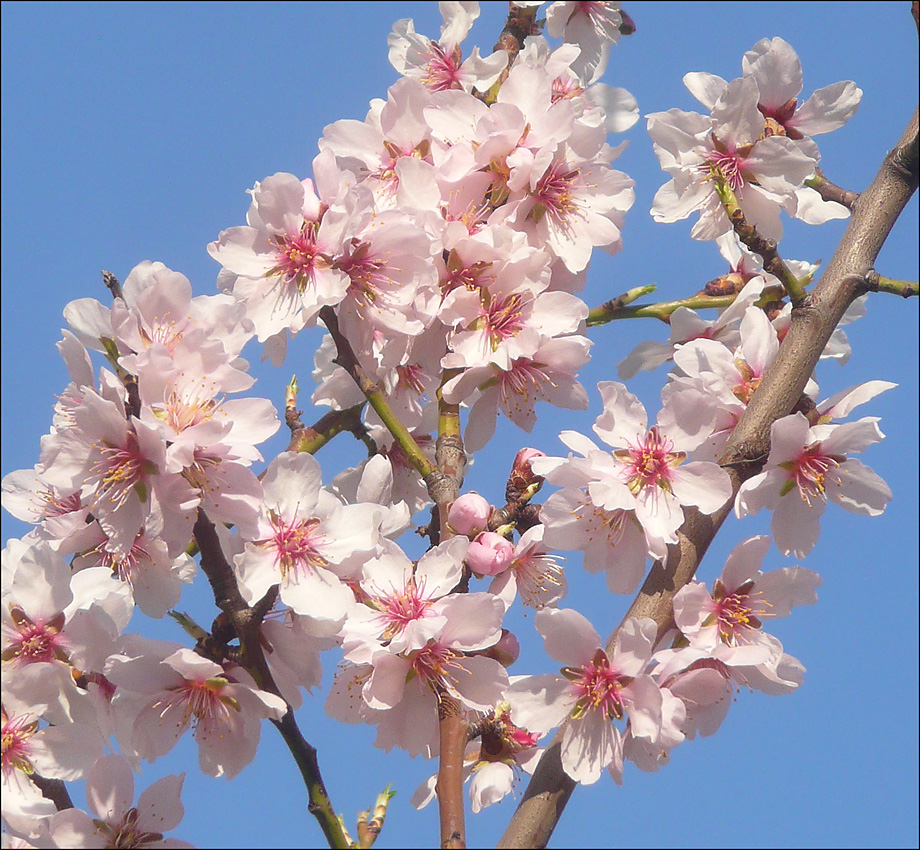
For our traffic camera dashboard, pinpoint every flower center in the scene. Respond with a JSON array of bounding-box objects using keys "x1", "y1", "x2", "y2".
[
  {"x1": 711, "y1": 578, "x2": 763, "y2": 644},
  {"x1": 421, "y1": 42, "x2": 464, "y2": 92},
  {"x1": 91, "y1": 434, "x2": 151, "y2": 510},
  {"x1": 265, "y1": 511, "x2": 328, "y2": 579},
  {"x1": 270, "y1": 223, "x2": 326, "y2": 293},
  {"x1": 702, "y1": 146, "x2": 747, "y2": 192},
  {"x1": 339, "y1": 240, "x2": 389, "y2": 305},
  {"x1": 530, "y1": 161, "x2": 580, "y2": 225},
  {"x1": 376, "y1": 580, "x2": 431, "y2": 641},
  {"x1": 782, "y1": 442, "x2": 843, "y2": 506},
  {"x1": 563, "y1": 648, "x2": 630, "y2": 721},
  {"x1": 3, "y1": 607, "x2": 68, "y2": 666},
  {"x1": 1, "y1": 709, "x2": 39, "y2": 776},
  {"x1": 615, "y1": 426, "x2": 685, "y2": 496}
]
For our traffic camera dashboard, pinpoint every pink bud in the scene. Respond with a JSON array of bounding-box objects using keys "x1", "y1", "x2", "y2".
[
  {"x1": 466, "y1": 531, "x2": 514, "y2": 577},
  {"x1": 448, "y1": 492, "x2": 492, "y2": 538},
  {"x1": 509, "y1": 447, "x2": 546, "y2": 494},
  {"x1": 480, "y1": 629, "x2": 521, "y2": 668}
]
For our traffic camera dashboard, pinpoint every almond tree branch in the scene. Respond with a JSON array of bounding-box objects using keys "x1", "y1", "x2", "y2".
[
  {"x1": 192, "y1": 509, "x2": 350, "y2": 849},
  {"x1": 320, "y1": 306, "x2": 437, "y2": 481},
  {"x1": 806, "y1": 168, "x2": 860, "y2": 209},
  {"x1": 865, "y1": 272, "x2": 919, "y2": 297},
  {"x1": 711, "y1": 167, "x2": 807, "y2": 305},
  {"x1": 586, "y1": 284, "x2": 785, "y2": 325},
  {"x1": 497, "y1": 104, "x2": 919, "y2": 850},
  {"x1": 434, "y1": 368, "x2": 469, "y2": 848}
]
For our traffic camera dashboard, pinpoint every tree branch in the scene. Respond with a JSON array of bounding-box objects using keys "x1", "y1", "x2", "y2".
[{"x1": 806, "y1": 168, "x2": 859, "y2": 209}]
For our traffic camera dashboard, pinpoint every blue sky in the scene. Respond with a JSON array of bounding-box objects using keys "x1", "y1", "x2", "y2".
[{"x1": 2, "y1": 2, "x2": 917, "y2": 848}]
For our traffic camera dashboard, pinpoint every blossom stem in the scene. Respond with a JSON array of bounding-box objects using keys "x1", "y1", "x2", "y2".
[
  {"x1": 710, "y1": 166, "x2": 808, "y2": 306},
  {"x1": 586, "y1": 285, "x2": 785, "y2": 325},
  {"x1": 319, "y1": 306, "x2": 437, "y2": 479},
  {"x1": 270, "y1": 710, "x2": 352, "y2": 850},
  {"x1": 866, "y1": 271, "x2": 919, "y2": 298}
]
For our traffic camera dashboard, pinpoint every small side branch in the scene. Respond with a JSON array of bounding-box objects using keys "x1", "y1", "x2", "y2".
[
  {"x1": 711, "y1": 167, "x2": 807, "y2": 305},
  {"x1": 320, "y1": 307, "x2": 436, "y2": 480},
  {"x1": 865, "y1": 271, "x2": 919, "y2": 298},
  {"x1": 806, "y1": 168, "x2": 859, "y2": 209},
  {"x1": 586, "y1": 285, "x2": 785, "y2": 326}
]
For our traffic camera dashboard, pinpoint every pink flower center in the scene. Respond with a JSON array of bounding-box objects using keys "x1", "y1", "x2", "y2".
[
  {"x1": 339, "y1": 240, "x2": 389, "y2": 305},
  {"x1": 97, "y1": 807, "x2": 164, "y2": 849},
  {"x1": 157, "y1": 677, "x2": 239, "y2": 729},
  {"x1": 421, "y1": 42, "x2": 464, "y2": 92},
  {"x1": 563, "y1": 649, "x2": 630, "y2": 721},
  {"x1": 91, "y1": 434, "x2": 150, "y2": 510},
  {"x1": 441, "y1": 253, "x2": 495, "y2": 295},
  {"x1": 509, "y1": 548, "x2": 565, "y2": 608},
  {"x1": 783, "y1": 442, "x2": 842, "y2": 506},
  {"x1": 551, "y1": 76, "x2": 585, "y2": 104},
  {"x1": 3, "y1": 607, "x2": 68, "y2": 666},
  {"x1": 88, "y1": 537, "x2": 152, "y2": 586},
  {"x1": 1, "y1": 709, "x2": 39, "y2": 776},
  {"x1": 530, "y1": 160, "x2": 580, "y2": 225},
  {"x1": 394, "y1": 363, "x2": 428, "y2": 398},
  {"x1": 265, "y1": 511, "x2": 328, "y2": 579},
  {"x1": 711, "y1": 579, "x2": 763, "y2": 644},
  {"x1": 37, "y1": 486, "x2": 83, "y2": 520},
  {"x1": 375, "y1": 579, "x2": 431, "y2": 642},
  {"x1": 498, "y1": 358, "x2": 553, "y2": 406},
  {"x1": 162, "y1": 387, "x2": 220, "y2": 434},
  {"x1": 480, "y1": 292, "x2": 528, "y2": 349},
  {"x1": 615, "y1": 426, "x2": 685, "y2": 496},
  {"x1": 702, "y1": 147, "x2": 747, "y2": 192},
  {"x1": 411, "y1": 642, "x2": 462, "y2": 693},
  {"x1": 271, "y1": 224, "x2": 325, "y2": 292}
]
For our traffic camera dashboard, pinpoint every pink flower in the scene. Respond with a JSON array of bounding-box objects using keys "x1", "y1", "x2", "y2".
[
  {"x1": 505, "y1": 609, "x2": 665, "y2": 784},
  {"x1": 49, "y1": 754, "x2": 192, "y2": 848},
  {"x1": 107, "y1": 643, "x2": 286, "y2": 779},
  {"x1": 735, "y1": 412, "x2": 892, "y2": 557}
]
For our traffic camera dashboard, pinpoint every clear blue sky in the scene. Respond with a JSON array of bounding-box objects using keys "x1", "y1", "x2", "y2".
[{"x1": 2, "y1": 2, "x2": 917, "y2": 848}]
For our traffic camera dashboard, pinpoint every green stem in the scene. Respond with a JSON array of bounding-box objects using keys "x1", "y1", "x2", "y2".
[
  {"x1": 271, "y1": 711, "x2": 352, "y2": 850},
  {"x1": 867, "y1": 272, "x2": 919, "y2": 298},
  {"x1": 319, "y1": 307, "x2": 436, "y2": 479},
  {"x1": 587, "y1": 286, "x2": 785, "y2": 326},
  {"x1": 711, "y1": 166, "x2": 807, "y2": 305}
]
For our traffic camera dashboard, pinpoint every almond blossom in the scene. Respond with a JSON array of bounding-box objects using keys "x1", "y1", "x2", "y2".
[
  {"x1": 388, "y1": 2, "x2": 506, "y2": 94},
  {"x1": 505, "y1": 610, "x2": 667, "y2": 784},
  {"x1": 233, "y1": 452, "x2": 383, "y2": 622},
  {"x1": 735, "y1": 411, "x2": 892, "y2": 557},
  {"x1": 49, "y1": 753, "x2": 192, "y2": 849},
  {"x1": 648, "y1": 74, "x2": 818, "y2": 241},
  {"x1": 106, "y1": 641, "x2": 286, "y2": 779}
]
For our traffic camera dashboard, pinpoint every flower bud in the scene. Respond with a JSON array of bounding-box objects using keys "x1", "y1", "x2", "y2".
[
  {"x1": 480, "y1": 629, "x2": 521, "y2": 668},
  {"x1": 466, "y1": 531, "x2": 514, "y2": 577},
  {"x1": 448, "y1": 492, "x2": 492, "y2": 538},
  {"x1": 509, "y1": 448, "x2": 546, "y2": 498}
]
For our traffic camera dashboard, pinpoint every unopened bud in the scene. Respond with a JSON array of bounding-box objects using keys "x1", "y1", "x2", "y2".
[
  {"x1": 481, "y1": 629, "x2": 521, "y2": 668},
  {"x1": 509, "y1": 448, "x2": 546, "y2": 499},
  {"x1": 447, "y1": 492, "x2": 492, "y2": 538},
  {"x1": 466, "y1": 531, "x2": 514, "y2": 577}
]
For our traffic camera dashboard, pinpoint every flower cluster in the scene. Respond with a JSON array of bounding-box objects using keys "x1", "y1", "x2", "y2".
[{"x1": 1, "y1": 1, "x2": 902, "y2": 843}]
